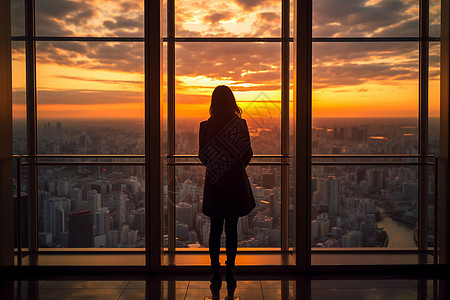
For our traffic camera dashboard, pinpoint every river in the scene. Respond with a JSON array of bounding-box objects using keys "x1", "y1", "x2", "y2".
[{"x1": 377, "y1": 216, "x2": 416, "y2": 248}]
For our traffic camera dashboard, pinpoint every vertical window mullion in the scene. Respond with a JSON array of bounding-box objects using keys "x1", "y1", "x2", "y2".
[
  {"x1": 167, "y1": 0, "x2": 176, "y2": 253},
  {"x1": 145, "y1": 0, "x2": 164, "y2": 271},
  {"x1": 25, "y1": 0, "x2": 38, "y2": 259},
  {"x1": 281, "y1": 0, "x2": 290, "y2": 252},
  {"x1": 294, "y1": 0, "x2": 312, "y2": 271},
  {"x1": 418, "y1": 0, "x2": 430, "y2": 254}
]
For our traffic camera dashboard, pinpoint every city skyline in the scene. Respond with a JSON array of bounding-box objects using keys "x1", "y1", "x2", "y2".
[{"x1": 12, "y1": 117, "x2": 437, "y2": 249}]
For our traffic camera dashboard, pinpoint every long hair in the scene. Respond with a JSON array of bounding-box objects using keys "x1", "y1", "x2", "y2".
[{"x1": 209, "y1": 85, "x2": 242, "y2": 120}]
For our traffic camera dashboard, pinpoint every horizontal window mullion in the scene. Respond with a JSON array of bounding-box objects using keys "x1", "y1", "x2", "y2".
[
  {"x1": 167, "y1": 162, "x2": 290, "y2": 166},
  {"x1": 11, "y1": 36, "x2": 442, "y2": 43},
  {"x1": 312, "y1": 37, "x2": 421, "y2": 42},
  {"x1": 12, "y1": 36, "x2": 145, "y2": 42}
]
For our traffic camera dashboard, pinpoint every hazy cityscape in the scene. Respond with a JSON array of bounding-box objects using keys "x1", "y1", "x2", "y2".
[{"x1": 12, "y1": 117, "x2": 439, "y2": 249}]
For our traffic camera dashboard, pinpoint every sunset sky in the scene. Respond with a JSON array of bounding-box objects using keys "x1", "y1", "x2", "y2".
[{"x1": 11, "y1": 0, "x2": 441, "y2": 121}]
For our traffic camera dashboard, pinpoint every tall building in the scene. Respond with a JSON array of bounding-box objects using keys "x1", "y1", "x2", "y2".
[
  {"x1": 87, "y1": 190, "x2": 101, "y2": 227},
  {"x1": 361, "y1": 216, "x2": 377, "y2": 247},
  {"x1": 133, "y1": 208, "x2": 145, "y2": 235},
  {"x1": 343, "y1": 231, "x2": 363, "y2": 247},
  {"x1": 90, "y1": 135, "x2": 101, "y2": 154},
  {"x1": 176, "y1": 202, "x2": 193, "y2": 228},
  {"x1": 68, "y1": 210, "x2": 93, "y2": 248},
  {"x1": 95, "y1": 207, "x2": 110, "y2": 236},
  {"x1": 56, "y1": 179, "x2": 70, "y2": 196},
  {"x1": 41, "y1": 198, "x2": 69, "y2": 244},
  {"x1": 368, "y1": 169, "x2": 383, "y2": 192},
  {"x1": 321, "y1": 176, "x2": 340, "y2": 216}
]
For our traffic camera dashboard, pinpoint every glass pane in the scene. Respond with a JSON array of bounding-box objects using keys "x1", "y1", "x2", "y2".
[
  {"x1": 11, "y1": 0, "x2": 25, "y2": 36},
  {"x1": 427, "y1": 164, "x2": 437, "y2": 250},
  {"x1": 36, "y1": 41, "x2": 144, "y2": 154},
  {"x1": 12, "y1": 42, "x2": 28, "y2": 255},
  {"x1": 429, "y1": 42, "x2": 440, "y2": 156},
  {"x1": 428, "y1": 42, "x2": 439, "y2": 250},
  {"x1": 313, "y1": 0, "x2": 419, "y2": 37},
  {"x1": 430, "y1": 0, "x2": 441, "y2": 37},
  {"x1": 175, "y1": 0, "x2": 281, "y2": 37},
  {"x1": 174, "y1": 165, "x2": 281, "y2": 249},
  {"x1": 175, "y1": 42, "x2": 281, "y2": 155},
  {"x1": 312, "y1": 42, "x2": 419, "y2": 154},
  {"x1": 290, "y1": 0, "x2": 294, "y2": 37},
  {"x1": 162, "y1": 42, "x2": 168, "y2": 248},
  {"x1": 311, "y1": 164, "x2": 418, "y2": 249},
  {"x1": 289, "y1": 41, "x2": 294, "y2": 248},
  {"x1": 14, "y1": 166, "x2": 28, "y2": 253},
  {"x1": 35, "y1": 0, "x2": 144, "y2": 37},
  {"x1": 37, "y1": 163, "x2": 145, "y2": 248},
  {"x1": 12, "y1": 42, "x2": 27, "y2": 155}
]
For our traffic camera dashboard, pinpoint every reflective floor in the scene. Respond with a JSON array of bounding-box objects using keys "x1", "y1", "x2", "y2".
[{"x1": 1, "y1": 276, "x2": 448, "y2": 299}]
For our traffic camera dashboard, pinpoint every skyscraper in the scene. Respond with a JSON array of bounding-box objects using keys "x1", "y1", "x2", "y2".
[
  {"x1": 176, "y1": 202, "x2": 193, "y2": 227},
  {"x1": 69, "y1": 210, "x2": 93, "y2": 248},
  {"x1": 321, "y1": 176, "x2": 340, "y2": 216},
  {"x1": 87, "y1": 189, "x2": 101, "y2": 228}
]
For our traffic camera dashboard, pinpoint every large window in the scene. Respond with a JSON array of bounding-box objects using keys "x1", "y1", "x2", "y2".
[
  {"x1": 165, "y1": 0, "x2": 292, "y2": 253},
  {"x1": 11, "y1": 0, "x2": 440, "y2": 267},
  {"x1": 311, "y1": 0, "x2": 439, "y2": 255},
  {"x1": 13, "y1": 0, "x2": 145, "y2": 250}
]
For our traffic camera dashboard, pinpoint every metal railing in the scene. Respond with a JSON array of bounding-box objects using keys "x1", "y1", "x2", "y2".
[
  {"x1": 13, "y1": 154, "x2": 438, "y2": 266},
  {"x1": 311, "y1": 154, "x2": 439, "y2": 264}
]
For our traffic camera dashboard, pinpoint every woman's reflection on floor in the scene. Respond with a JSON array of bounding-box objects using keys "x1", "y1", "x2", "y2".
[{"x1": 208, "y1": 277, "x2": 238, "y2": 300}]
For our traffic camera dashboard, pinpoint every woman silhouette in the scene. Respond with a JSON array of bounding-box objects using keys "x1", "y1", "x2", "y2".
[{"x1": 199, "y1": 85, "x2": 255, "y2": 292}]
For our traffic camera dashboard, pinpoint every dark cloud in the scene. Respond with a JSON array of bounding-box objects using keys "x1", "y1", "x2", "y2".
[
  {"x1": 203, "y1": 12, "x2": 233, "y2": 25},
  {"x1": 251, "y1": 12, "x2": 281, "y2": 36},
  {"x1": 35, "y1": 0, "x2": 88, "y2": 36},
  {"x1": 34, "y1": 0, "x2": 143, "y2": 37},
  {"x1": 56, "y1": 75, "x2": 143, "y2": 86},
  {"x1": 312, "y1": 42, "x2": 418, "y2": 88},
  {"x1": 103, "y1": 16, "x2": 143, "y2": 30},
  {"x1": 11, "y1": 0, "x2": 25, "y2": 36},
  {"x1": 374, "y1": 19, "x2": 418, "y2": 37},
  {"x1": 66, "y1": 9, "x2": 97, "y2": 26},
  {"x1": 258, "y1": 12, "x2": 279, "y2": 22},
  {"x1": 429, "y1": 0, "x2": 441, "y2": 36},
  {"x1": 37, "y1": 42, "x2": 144, "y2": 73},
  {"x1": 28, "y1": 0, "x2": 420, "y2": 95},
  {"x1": 36, "y1": 0, "x2": 84, "y2": 18},
  {"x1": 312, "y1": 42, "x2": 417, "y2": 62},
  {"x1": 36, "y1": 90, "x2": 143, "y2": 105},
  {"x1": 34, "y1": 39, "x2": 419, "y2": 94},
  {"x1": 313, "y1": 0, "x2": 418, "y2": 37},
  {"x1": 175, "y1": 42, "x2": 281, "y2": 88},
  {"x1": 120, "y1": 1, "x2": 143, "y2": 13},
  {"x1": 11, "y1": 42, "x2": 26, "y2": 55},
  {"x1": 36, "y1": 17, "x2": 75, "y2": 36},
  {"x1": 175, "y1": 0, "x2": 281, "y2": 37},
  {"x1": 313, "y1": 63, "x2": 417, "y2": 88},
  {"x1": 233, "y1": 0, "x2": 272, "y2": 11},
  {"x1": 429, "y1": 43, "x2": 440, "y2": 80}
]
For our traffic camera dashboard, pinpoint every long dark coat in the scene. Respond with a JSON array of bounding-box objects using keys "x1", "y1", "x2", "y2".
[{"x1": 199, "y1": 116, "x2": 256, "y2": 218}]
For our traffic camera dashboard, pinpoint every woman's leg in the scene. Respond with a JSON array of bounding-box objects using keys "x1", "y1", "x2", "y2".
[
  {"x1": 224, "y1": 216, "x2": 239, "y2": 289},
  {"x1": 224, "y1": 216, "x2": 239, "y2": 265},
  {"x1": 209, "y1": 216, "x2": 225, "y2": 267},
  {"x1": 209, "y1": 216, "x2": 225, "y2": 287}
]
